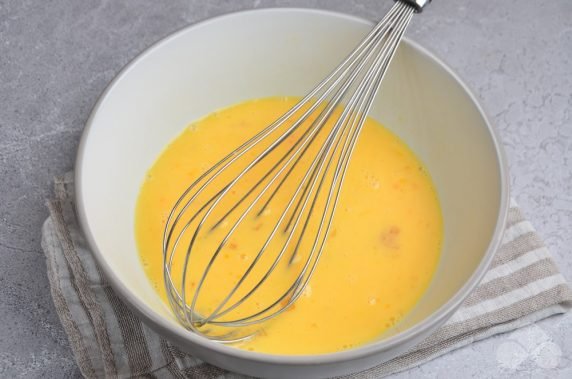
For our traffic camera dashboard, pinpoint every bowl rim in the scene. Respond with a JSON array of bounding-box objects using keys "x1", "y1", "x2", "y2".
[{"x1": 75, "y1": 7, "x2": 509, "y2": 366}]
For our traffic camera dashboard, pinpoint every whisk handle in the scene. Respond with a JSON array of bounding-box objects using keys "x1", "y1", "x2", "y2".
[{"x1": 396, "y1": 0, "x2": 431, "y2": 13}]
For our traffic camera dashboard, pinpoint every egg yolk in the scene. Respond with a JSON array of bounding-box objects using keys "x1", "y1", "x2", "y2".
[{"x1": 135, "y1": 97, "x2": 442, "y2": 355}]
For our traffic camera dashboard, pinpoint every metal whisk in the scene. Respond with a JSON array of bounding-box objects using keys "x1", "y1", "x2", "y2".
[{"x1": 163, "y1": 0, "x2": 430, "y2": 343}]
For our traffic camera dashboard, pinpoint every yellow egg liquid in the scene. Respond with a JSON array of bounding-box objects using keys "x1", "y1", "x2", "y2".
[{"x1": 135, "y1": 97, "x2": 442, "y2": 355}]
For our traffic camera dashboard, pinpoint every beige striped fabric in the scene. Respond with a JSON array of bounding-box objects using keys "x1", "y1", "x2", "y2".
[{"x1": 41, "y1": 173, "x2": 572, "y2": 378}]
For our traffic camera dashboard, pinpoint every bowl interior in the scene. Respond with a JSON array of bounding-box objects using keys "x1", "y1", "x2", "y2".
[{"x1": 78, "y1": 9, "x2": 503, "y2": 353}]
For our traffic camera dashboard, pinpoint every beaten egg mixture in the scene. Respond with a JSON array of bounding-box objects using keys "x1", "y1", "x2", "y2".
[{"x1": 135, "y1": 97, "x2": 442, "y2": 355}]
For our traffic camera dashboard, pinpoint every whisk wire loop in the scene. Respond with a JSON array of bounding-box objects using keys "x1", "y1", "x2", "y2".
[{"x1": 163, "y1": 0, "x2": 418, "y2": 342}]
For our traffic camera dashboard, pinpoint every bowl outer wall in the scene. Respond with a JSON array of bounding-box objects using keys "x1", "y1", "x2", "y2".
[{"x1": 74, "y1": 7, "x2": 509, "y2": 378}]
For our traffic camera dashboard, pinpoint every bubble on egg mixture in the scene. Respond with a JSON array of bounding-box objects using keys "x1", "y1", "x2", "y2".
[{"x1": 363, "y1": 171, "x2": 381, "y2": 190}]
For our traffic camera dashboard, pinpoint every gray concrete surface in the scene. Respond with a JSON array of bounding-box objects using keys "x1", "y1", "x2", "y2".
[{"x1": 1, "y1": 0, "x2": 571, "y2": 377}]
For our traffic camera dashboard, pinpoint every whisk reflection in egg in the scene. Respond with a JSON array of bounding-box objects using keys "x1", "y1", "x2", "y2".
[{"x1": 163, "y1": 0, "x2": 429, "y2": 342}]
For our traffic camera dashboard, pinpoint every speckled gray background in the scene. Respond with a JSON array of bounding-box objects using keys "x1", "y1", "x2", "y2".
[{"x1": 1, "y1": 0, "x2": 571, "y2": 377}]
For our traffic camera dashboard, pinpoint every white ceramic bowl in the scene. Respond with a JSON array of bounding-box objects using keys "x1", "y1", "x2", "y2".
[{"x1": 76, "y1": 8, "x2": 509, "y2": 379}]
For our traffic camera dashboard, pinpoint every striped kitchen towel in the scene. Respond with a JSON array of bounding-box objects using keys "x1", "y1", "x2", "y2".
[{"x1": 41, "y1": 172, "x2": 572, "y2": 378}]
